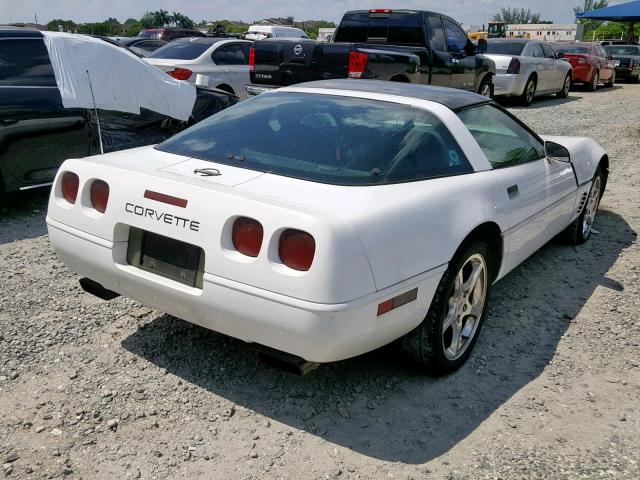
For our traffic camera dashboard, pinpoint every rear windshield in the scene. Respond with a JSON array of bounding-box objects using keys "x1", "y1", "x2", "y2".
[
  {"x1": 0, "y1": 38, "x2": 56, "y2": 87},
  {"x1": 334, "y1": 11, "x2": 426, "y2": 46},
  {"x1": 605, "y1": 45, "x2": 640, "y2": 56},
  {"x1": 156, "y1": 92, "x2": 472, "y2": 186},
  {"x1": 486, "y1": 41, "x2": 525, "y2": 56},
  {"x1": 553, "y1": 45, "x2": 589, "y2": 54},
  {"x1": 147, "y1": 41, "x2": 211, "y2": 59}
]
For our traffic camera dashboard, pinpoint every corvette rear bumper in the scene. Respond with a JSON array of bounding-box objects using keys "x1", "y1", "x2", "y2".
[{"x1": 47, "y1": 218, "x2": 445, "y2": 363}]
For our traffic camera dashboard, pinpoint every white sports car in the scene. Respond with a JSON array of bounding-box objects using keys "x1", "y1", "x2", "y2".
[{"x1": 46, "y1": 80, "x2": 608, "y2": 375}]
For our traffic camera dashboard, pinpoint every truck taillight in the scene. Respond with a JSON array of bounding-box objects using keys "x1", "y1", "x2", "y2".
[
  {"x1": 279, "y1": 229, "x2": 315, "y2": 271},
  {"x1": 61, "y1": 172, "x2": 79, "y2": 204},
  {"x1": 168, "y1": 68, "x2": 192, "y2": 80},
  {"x1": 506, "y1": 57, "x2": 520, "y2": 74},
  {"x1": 232, "y1": 217, "x2": 263, "y2": 257},
  {"x1": 249, "y1": 47, "x2": 256, "y2": 72},
  {"x1": 348, "y1": 51, "x2": 369, "y2": 79},
  {"x1": 90, "y1": 180, "x2": 110, "y2": 213}
]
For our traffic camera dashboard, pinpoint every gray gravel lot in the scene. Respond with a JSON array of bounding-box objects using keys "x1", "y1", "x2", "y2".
[{"x1": 1, "y1": 83, "x2": 639, "y2": 479}]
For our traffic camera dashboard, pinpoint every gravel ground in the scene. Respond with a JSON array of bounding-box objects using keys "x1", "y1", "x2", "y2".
[{"x1": 1, "y1": 83, "x2": 639, "y2": 480}]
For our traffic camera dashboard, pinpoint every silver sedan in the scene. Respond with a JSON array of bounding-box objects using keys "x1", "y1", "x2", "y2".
[{"x1": 485, "y1": 39, "x2": 573, "y2": 106}]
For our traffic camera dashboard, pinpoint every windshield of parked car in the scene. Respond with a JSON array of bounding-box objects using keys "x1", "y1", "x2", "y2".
[
  {"x1": 486, "y1": 41, "x2": 526, "y2": 55},
  {"x1": 605, "y1": 45, "x2": 640, "y2": 56},
  {"x1": 147, "y1": 40, "x2": 213, "y2": 59},
  {"x1": 156, "y1": 93, "x2": 473, "y2": 185},
  {"x1": 553, "y1": 45, "x2": 589, "y2": 54}
]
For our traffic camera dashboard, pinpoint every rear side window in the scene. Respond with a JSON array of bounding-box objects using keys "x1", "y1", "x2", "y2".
[
  {"x1": 541, "y1": 43, "x2": 556, "y2": 58},
  {"x1": 212, "y1": 43, "x2": 251, "y2": 65},
  {"x1": 335, "y1": 11, "x2": 426, "y2": 46},
  {"x1": 0, "y1": 39, "x2": 56, "y2": 87},
  {"x1": 530, "y1": 44, "x2": 545, "y2": 58},
  {"x1": 157, "y1": 92, "x2": 472, "y2": 186},
  {"x1": 147, "y1": 41, "x2": 212, "y2": 60},
  {"x1": 427, "y1": 16, "x2": 446, "y2": 51}
]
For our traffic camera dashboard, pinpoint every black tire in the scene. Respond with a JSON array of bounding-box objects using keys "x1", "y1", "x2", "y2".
[
  {"x1": 400, "y1": 241, "x2": 494, "y2": 376},
  {"x1": 631, "y1": 74, "x2": 639, "y2": 84},
  {"x1": 520, "y1": 76, "x2": 536, "y2": 106},
  {"x1": 557, "y1": 72, "x2": 571, "y2": 98},
  {"x1": 588, "y1": 70, "x2": 599, "y2": 91},
  {"x1": 558, "y1": 167, "x2": 604, "y2": 245},
  {"x1": 477, "y1": 75, "x2": 493, "y2": 98},
  {"x1": 605, "y1": 71, "x2": 615, "y2": 87}
]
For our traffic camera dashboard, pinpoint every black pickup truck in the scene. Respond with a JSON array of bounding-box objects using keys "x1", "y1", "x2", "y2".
[{"x1": 247, "y1": 9, "x2": 495, "y2": 96}]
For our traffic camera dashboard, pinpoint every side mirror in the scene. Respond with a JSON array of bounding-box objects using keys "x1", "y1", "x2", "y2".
[{"x1": 545, "y1": 141, "x2": 571, "y2": 162}]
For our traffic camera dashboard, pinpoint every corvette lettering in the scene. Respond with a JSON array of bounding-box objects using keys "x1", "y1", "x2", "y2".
[{"x1": 125, "y1": 203, "x2": 200, "y2": 232}]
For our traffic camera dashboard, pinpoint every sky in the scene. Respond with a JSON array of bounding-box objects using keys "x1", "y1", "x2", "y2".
[{"x1": 0, "y1": 0, "x2": 632, "y2": 27}]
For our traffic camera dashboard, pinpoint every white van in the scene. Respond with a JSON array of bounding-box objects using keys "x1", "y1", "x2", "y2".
[{"x1": 245, "y1": 25, "x2": 309, "y2": 41}]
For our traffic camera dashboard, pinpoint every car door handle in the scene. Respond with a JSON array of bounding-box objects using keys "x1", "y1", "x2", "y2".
[{"x1": 507, "y1": 184, "x2": 519, "y2": 196}]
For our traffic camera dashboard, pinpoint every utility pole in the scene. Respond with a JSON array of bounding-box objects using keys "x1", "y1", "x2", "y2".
[{"x1": 34, "y1": 13, "x2": 38, "y2": 24}]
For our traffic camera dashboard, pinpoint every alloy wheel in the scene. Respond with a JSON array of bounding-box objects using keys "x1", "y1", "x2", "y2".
[
  {"x1": 582, "y1": 176, "x2": 601, "y2": 238},
  {"x1": 442, "y1": 254, "x2": 488, "y2": 361}
]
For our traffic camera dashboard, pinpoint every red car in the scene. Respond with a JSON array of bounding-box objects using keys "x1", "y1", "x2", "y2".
[{"x1": 551, "y1": 42, "x2": 616, "y2": 91}]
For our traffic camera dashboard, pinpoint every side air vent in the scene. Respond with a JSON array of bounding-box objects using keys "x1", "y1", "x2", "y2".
[{"x1": 576, "y1": 191, "x2": 589, "y2": 214}]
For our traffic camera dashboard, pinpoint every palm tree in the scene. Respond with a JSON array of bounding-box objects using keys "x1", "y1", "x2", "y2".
[{"x1": 154, "y1": 9, "x2": 170, "y2": 27}]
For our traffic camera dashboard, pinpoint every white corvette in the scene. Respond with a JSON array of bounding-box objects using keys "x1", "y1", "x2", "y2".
[{"x1": 46, "y1": 80, "x2": 608, "y2": 375}]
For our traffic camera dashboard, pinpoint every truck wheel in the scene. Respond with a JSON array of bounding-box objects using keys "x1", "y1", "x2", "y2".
[
  {"x1": 520, "y1": 76, "x2": 536, "y2": 106},
  {"x1": 477, "y1": 76, "x2": 492, "y2": 98},
  {"x1": 400, "y1": 241, "x2": 493, "y2": 375}
]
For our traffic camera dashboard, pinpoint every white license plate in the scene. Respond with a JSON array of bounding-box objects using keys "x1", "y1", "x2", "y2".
[{"x1": 614, "y1": 60, "x2": 620, "y2": 66}]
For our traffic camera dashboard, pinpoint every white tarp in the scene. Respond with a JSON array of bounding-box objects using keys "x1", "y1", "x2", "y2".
[{"x1": 42, "y1": 32, "x2": 196, "y2": 121}]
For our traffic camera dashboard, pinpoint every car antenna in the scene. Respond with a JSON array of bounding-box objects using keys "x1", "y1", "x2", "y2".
[{"x1": 86, "y1": 70, "x2": 104, "y2": 155}]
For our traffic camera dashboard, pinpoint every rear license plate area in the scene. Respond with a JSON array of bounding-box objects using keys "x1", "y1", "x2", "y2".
[{"x1": 127, "y1": 227, "x2": 204, "y2": 288}]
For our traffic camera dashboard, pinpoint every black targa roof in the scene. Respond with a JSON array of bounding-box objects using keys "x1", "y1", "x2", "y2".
[{"x1": 292, "y1": 79, "x2": 491, "y2": 111}]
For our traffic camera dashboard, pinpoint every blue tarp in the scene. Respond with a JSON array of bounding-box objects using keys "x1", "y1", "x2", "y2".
[{"x1": 578, "y1": 0, "x2": 640, "y2": 21}]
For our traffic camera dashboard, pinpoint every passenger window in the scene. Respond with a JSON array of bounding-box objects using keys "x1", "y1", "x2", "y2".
[
  {"x1": 0, "y1": 39, "x2": 56, "y2": 87},
  {"x1": 443, "y1": 19, "x2": 469, "y2": 54},
  {"x1": 457, "y1": 105, "x2": 545, "y2": 168},
  {"x1": 212, "y1": 44, "x2": 248, "y2": 65},
  {"x1": 541, "y1": 44, "x2": 556, "y2": 59},
  {"x1": 427, "y1": 16, "x2": 446, "y2": 51},
  {"x1": 531, "y1": 44, "x2": 545, "y2": 58}
]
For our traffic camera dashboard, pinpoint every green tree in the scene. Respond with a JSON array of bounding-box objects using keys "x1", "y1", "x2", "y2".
[
  {"x1": 140, "y1": 11, "x2": 156, "y2": 28},
  {"x1": 491, "y1": 8, "x2": 541, "y2": 24},
  {"x1": 154, "y1": 9, "x2": 170, "y2": 27},
  {"x1": 46, "y1": 19, "x2": 76, "y2": 32},
  {"x1": 574, "y1": 0, "x2": 609, "y2": 34}
]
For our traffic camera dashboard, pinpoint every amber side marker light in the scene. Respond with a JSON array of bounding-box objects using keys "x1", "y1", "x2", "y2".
[{"x1": 377, "y1": 288, "x2": 418, "y2": 316}]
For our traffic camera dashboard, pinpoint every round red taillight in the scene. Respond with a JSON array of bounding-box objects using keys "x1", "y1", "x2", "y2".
[
  {"x1": 232, "y1": 217, "x2": 264, "y2": 257},
  {"x1": 279, "y1": 229, "x2": 315, "y2": 271},
  {"x1": 90, "y1": 180, "x2": 110, "y2": 213},
  {"x1": 61, "y1": 172, "x2": 79, "y2": 204}
]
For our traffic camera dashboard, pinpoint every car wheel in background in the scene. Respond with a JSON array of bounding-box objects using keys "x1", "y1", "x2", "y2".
[
  {"x1": 588, "y1": 70, "x2": 599, "y2": 91},
  {"x1": 559, "y1": 167, "x2": 604, "y2": 245},
  {"x1": 520, "y1": 76, "x2": 536, "y2": 106},
  {"x1": 605, "y1": 71, "x2": 615, "y2": 87},
  {"x1": 400, "y1": 241, "x2": 493, "y2": 375},
  {"x1": 477, "y1": 76, "x2": 493, "y2": 98},
  {"x1": 557, "y1": 73, "x2": 571, "y2": 98}
]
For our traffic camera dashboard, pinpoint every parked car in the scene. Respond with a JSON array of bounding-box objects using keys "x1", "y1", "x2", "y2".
[
  {"x1": 0, "y1": 28, "x2": 235, "y2": 197},
  {"x1": 115, "y1": 37, "x2": 167, "y2": 57},
  {"x1": 600, "y1": 39, "x2": 639, "y2": 46},
  {"x1": 604, "y1": 44, "x2": 640, "y2": 83},
  {"x1": 246, "y1": 9, "x2": 495, "y2": 98},
  {"x1": 146, "y1": 37, "x2": 253, "y2": 99},
  {"x1": 138, "y1": 28, "x2": 207, "y2": 42},
  {"x1": 47, "y1": 79, "x2": 608, "y2": 375},
  {"x1": 244, "y1": 25, "x2": 309, "y2": 41},
  {"x1": 551, "y1": 42, "x2": 616, "y2": 91},
  {"x1": 484, "y1": 39, "x2": 572, "y2": 105}
]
